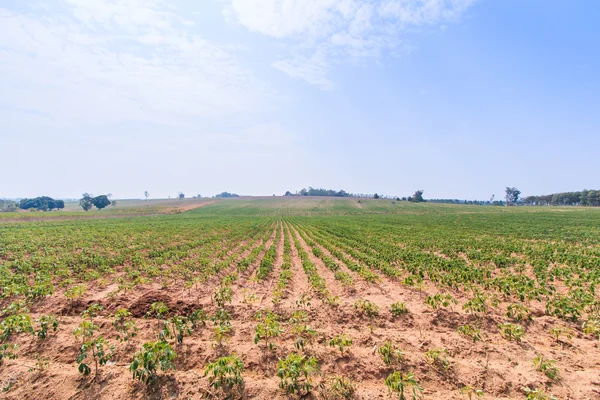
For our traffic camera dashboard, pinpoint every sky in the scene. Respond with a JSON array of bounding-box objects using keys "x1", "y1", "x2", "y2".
[{"x1": 1, "y1": 0, "x2": 599, "y2": 200}]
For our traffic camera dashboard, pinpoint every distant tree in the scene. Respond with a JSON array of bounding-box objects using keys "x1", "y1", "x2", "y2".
[
  {"x1": 395, "y1": 197, "x2": 401, "y2": 201},
  {"x1": 92, "y1": 195, "x2": 111, "y2": 210},
  {"x1": 407, "y1": 196, "x2": 413, "y2": 202},
  {"x1": 80, "y1": 193, "x2": 94, "y2": 211},
  {"x1": 505, "y1": 187, "x2": 521, "y2": 206},
  {"x1": 0, "y1": 199, "x2": 18, "y2": 212},
  {"x1": 215, "y1": 192, "x2": 240, "y2": 198},
  {"x1": 373, "y1": 193, "x2": 380, "y2": 199},
  {"x1": 285, "y1": 191, "x2": 293, "y2": 196},
  {"x1": 401, "y1": 197, "x2": 407, "y2": 201},
  {"x1": 144, "y1": 191, "x2": 149, "y2": 201},
  {"x1": 178, "y1": 192, "x2": 185, "y2": 200},
  {"x1": 20, "y1": 196, "x2": 64, "y2": 211},
  {"x1": 196, "y1": 194, "x2": 201, "y2": 199},
  {"x1": 411, "y1": 190, "x2": 425, "y2": 203}
]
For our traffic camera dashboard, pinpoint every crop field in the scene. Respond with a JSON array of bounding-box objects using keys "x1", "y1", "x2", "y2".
[{"x1": 1, "y1": 198, "x2": 600, "y2": 399}]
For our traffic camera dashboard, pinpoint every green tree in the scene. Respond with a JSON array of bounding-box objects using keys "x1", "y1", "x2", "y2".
[
  {"x1": 505, "y1": 187, "x2": 521, "y2": 206},
  {"x1": 411, "y1": 190, "x2": 425, "y2": 203},
  {"x1": 80, "y1": 193, "x2": 94, "y2": 211},
  {"x1": 92, "y1": 195, "x2": 111, "y2": 210}
]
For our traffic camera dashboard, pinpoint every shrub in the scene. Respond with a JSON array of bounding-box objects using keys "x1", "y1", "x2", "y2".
[
  {"x1": 35, "y1": 315, "x2": 59, "y2": 339},
  {"x1": 130, "y1": 341, "x2": 177, "y2": 384},
  {"x1": 463, "y1": 292, "x2": 488, "y2": 314},
  {"x1": 1, "y1": 314, "x2": 33, "y2": 341},
  {"x1": 65, "y1": 285, "x2": 87, "y2": 303},
  {"x1": 532, "y1": 354, "x2": 560, "y2": 381},
  {"x1": 498, "y1": 322, "x2": 525, "y2": 342},
  {"x1": 254, "y1": 313, "x2": 283, "y2": 352},
  {"x1": 204, "y1": 354, "x2": 244, "y2": 395},
  {"x1": 277, "y1": 352, "x2": 319, "y2": 396},
  {"x1": 390, "y1": 302, "x2": 409, "y2": 317},
  {"x1": 378, "y1": 340, "x2": 404, "y2": 365},
  {"x1": 146, "y1": 302, "x2": 169, "y2": 319},
  {"x1": 160, "y1": 316, "x2": 192, "y2": 344},
  {"x1": 323, "y1": 376, "x2": 357, "y2": 399},
  {"x1": 112, "y1": 308, "x2": 137, "y2": 342},
  {"x1": 549, "y1": 326, "x2": 573, "y2": 342},
  {"x1": 73, "y1": 320, "x2": 98, "y2": 345},
  {"x1": 385, "y1": 371, "x2": 424, "y2": 400},
  {"x1": 460, "y1": 385, "x2": 484, "y2": 399},
  {"x1": 328, "y1": 334, "x2": 353, "y2": 356},
  {"x1": 426, "y1": 294, "x2": 456, "y2": 310},
  {"x1": 582, "y1": 317, "x2": 600, "y2": 339},
  {"x1": 523, "y1": 387, "x2": 557, "y2": 400},
  {"x1": 213, "y1": 324, "x2": 233, "y2": 347},
  {"x1": 507, "y1": 303, "x2": 532, "y2": 322},
  {"x1": 214, "y1": 285, "x2": 233, "y2": 308},
  {"x1": 354, "y1": 299, "x2": 379, "y2": 332},
  {"x1": 424, "y1": 348, "x2": 450, "y2": 371},
  {"x1": 457, "y1": 324, "x2": 481, "y2": 343},
  {"x1": 0, "y1": 344, "x2": 18, "y2": 365},
  {"x1": 77, "y1": 336, "x2": 113, "y2": 377}
]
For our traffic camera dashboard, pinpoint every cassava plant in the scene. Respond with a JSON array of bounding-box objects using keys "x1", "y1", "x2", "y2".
[
  {"x1": 130, "y1": 341, "x2": 176, "y2": 384},
  {"x1": 77, "y1": 336, "x2": 114, "y2": 377},
  {"x1": 277, "y1": 352, "x2": 319, "y2": 396},
  {"x1": 204, "y1": 354, "x2": 244, "y2": 396},
  {"x1": 328, "y1": 334, "x2": 353, "y2": 357},
  {"x1": 378, "y1": 340, "x2": 404, "y2": 365},
  {"x1": 111, "y1": 308, "x2": 137, "y2": 342},
  {"x1": 385, "y1": 371, "x2": 424, "y2": 400}
]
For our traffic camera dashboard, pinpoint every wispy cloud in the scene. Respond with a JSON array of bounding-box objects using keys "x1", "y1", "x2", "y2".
[
  {"x1": 227, "y1": 0, "x2": 476, "y2": 88},
  {"x1": 0, "y1": 1, "x2": 278, "y2": 128}
]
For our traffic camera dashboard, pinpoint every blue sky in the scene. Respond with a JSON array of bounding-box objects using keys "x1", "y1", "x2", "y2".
[{"x1": 1, "y1": 0, "x2": 598, "y2": 200}]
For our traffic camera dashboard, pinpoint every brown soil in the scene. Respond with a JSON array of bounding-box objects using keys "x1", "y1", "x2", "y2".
[{"x1": 1, "y1": 222, "x2": 599, "y2": 399}]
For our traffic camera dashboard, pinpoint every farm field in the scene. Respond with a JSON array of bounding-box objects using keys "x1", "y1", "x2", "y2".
[
  {"x1": 1, "y1": 198, "x2": 600, "y2": 399},
  {"x1": 0, "y1": 198, "x2": 215, "y2": 222}
]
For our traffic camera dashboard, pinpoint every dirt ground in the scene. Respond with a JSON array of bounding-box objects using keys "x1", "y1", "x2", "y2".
[{"x1": 1, "y1": 222, "x2": 599, "y2": 399}]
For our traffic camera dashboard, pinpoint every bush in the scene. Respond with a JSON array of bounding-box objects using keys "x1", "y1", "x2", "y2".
[
  {"x1": 378, "y1": 340, "x2": 404, "y2": 365},
  {"x1": 390, "y1": 302, "x2": 409, "y2": 317},
  {"x1": 498, "y1": 322, "x2": 525, "y2": 342},
  {"x1": 323, "y1": 376, "x2": 357, "y2": 399},
  {"x1": 385, "y1": 371, "x2": 423, "y2": 400},
  {"x1": 277, "y1": 352, "x2": 319, "y2": 396},
  {"x1": 130, "y1": 341, "x2": 177, "y2": 384},
  {"x1": 204, "y1": 355, "x2": 244, "y2": 395}
]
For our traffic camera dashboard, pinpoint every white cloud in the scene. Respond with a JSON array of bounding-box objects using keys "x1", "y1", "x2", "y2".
[
  {"x1": 273, "y1": 47, "x2": 334, "y2": 90},
  {"x1": 227, "y1": 0, "x2": 476, "y2": 88},
  {"x1": 0, "y1": 1, "x2": 278, "y2": 128}
]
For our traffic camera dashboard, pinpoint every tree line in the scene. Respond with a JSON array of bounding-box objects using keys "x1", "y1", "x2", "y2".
[
  {"x1": 524, "y1": 190, "x2": 600, "y2": 206},
  {"x1": 285, "y1": 187, "x2": 426, "y2": 202}
]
